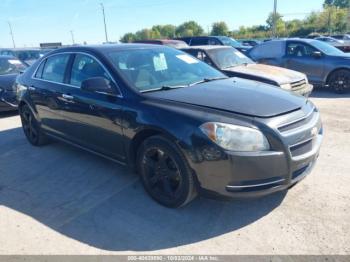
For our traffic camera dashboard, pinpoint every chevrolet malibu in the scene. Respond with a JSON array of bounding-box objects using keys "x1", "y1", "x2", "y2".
[{"x1": 16, "y1": 45, "x2": 323, "y2": 208}]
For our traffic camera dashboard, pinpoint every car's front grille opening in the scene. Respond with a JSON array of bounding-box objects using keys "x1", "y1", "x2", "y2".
[
  {"x1": 278, "y1": 109, "x2": 316, "y2": 133},
  {"x1": 290, "y1": 139, "x2": 313, "y2": 157},
  {"x1": 292, "y1": 165, "x2": 310, "y2": 180},
  {"x1": 290, "y1": 79, "x2": 306, "y2": 91}
]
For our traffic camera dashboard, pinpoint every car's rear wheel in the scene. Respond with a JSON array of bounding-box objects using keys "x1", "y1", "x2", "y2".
[
  {"x1": 328, "y1": 69, "x2": 350, "y2": 94},
  {"x1": 20, "y1": 104, "x2": 49, "y2": 146},
  {"x1": 137, "y1": 135, "x2": 197, "y2": 208}
]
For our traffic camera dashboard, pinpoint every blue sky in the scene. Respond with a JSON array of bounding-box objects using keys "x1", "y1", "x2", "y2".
[{"x1": 0, "y1": 0, "x2": 324, "y2": 47}]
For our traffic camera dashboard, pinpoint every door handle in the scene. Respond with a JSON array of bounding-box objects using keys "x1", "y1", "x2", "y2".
[{"x1": 62, "y1": 94, "x2": 74, "y2": 100}]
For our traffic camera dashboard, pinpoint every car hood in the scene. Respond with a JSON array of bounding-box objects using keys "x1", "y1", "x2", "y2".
[
  {"x1": 0, "y1": 74, "x2": 17, "y2": 91},
  {"x1": 146, "y1": 78, "x2": 306, "y2": 118},
  {"x1": 223, "y1": 64, "x2": 305, "y2": 85}
]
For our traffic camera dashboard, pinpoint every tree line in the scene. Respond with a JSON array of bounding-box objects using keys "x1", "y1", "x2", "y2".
[{"x1": 120, "y1": 0, "x2": 350, "y2": 42}]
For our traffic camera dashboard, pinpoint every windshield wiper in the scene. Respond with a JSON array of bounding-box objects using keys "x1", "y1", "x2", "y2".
[
  {"x1": 189, "y1": 77, "x2": 228, "y2": 86},
  {"x1": 140, "y1": 85, "x2": 187, "y2": 93}
]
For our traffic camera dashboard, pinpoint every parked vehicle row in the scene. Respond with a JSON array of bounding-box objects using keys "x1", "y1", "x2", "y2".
[
  {"x1": 0, "y1": 56, "x2": 27, "y2": 112},
  {"x1": 0, "y1": 48, "x2": 53, "y2": 66},
  {"x1": 248, "y1": 38, "x2": 350, "y2": 93},
  {"x1": 16, "y1": 44, "x2": 323, "y2": 208},
  {"x1": 181, "y1": 45, "x2": 313, "y2": 97}
]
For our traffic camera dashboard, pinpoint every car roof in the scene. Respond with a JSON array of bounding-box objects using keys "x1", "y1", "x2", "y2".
[
  {"x1": 181, "y1": 45, "x2": 231, "y2": 51},
  {"x1": 0, "y1": 55, "x2": 19, "y2": 60},
  {"x1": 43, "y1": 44, "x2": 169, "y2": 56}
]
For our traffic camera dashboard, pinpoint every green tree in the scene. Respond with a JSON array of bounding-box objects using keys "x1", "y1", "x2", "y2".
[
  {"x1": 120, "y1": 32, "x2": 136, "y2": 43},
  {"x1": 176, "y1": 21, "x2": 204, "y2": 37},
  {"x1": 211, "y1": 21, "x2": 229, "y2": 36},
  {"x1": 266, "y1": 12, "x2": 286, "y2": 36},
  {"x1": 324, "y1": 0, "x2": 350, "y2": 8}
]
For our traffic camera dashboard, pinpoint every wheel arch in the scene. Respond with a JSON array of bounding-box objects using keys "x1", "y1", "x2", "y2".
[
  {"x1": 128, "y1": 127, "x2": 180, "y2": 171},
  {"x1": 326, "y1": 67, "x2": 350, "y2": 84}
]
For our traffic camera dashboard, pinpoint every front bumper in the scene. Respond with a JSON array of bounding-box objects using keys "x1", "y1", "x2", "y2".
[{"x1": 189, "y1": 102, "x2": 322, "y2": 199}]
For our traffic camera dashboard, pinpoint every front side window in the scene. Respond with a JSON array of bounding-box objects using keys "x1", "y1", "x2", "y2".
[
  {"x1": 41, "y1": 54, "x2": 70, "y2": 83},
  {"x1": 287, "y1": 42, "x2": 317, "y2": 57},
  {"x1": 70, "y1": 54, "x2": 110, "y2": 87},
  {"x1": 108, "y1": 47, "x2": 226, "y2": 92}
]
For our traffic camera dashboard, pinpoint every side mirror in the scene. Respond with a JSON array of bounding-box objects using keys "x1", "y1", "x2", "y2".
[
  {"x1": 81, "y1": 77, "x2": 118, "y2": 96},
  {"x1": 312, "y1": 51, "x2": 322, "y2": 58}
]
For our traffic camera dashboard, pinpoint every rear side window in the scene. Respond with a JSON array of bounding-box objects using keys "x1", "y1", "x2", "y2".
[
  {"x1": 191, "y1": 38, "x2": 209, "y2": 46},
  {"x1": 250, "y1": 41, "x2": 284, "y2": 60},
  {"x1": 35, "y1": 60, "x2": 46, "y2": 78},
  {"x1": 42, "y1": 54, "x2": 70, "y2": 83},
  {"x1": 70, "y1": 54, "x2": 110, "y2": 87}
]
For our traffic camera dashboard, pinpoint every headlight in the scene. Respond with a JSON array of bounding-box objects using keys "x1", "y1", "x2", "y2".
[
  {"x1": 200, "y1": 122, "x2": 270, "y2": 152},
  {"x1": 280, "y1": 83, "x2": 292, "y2": 90}
]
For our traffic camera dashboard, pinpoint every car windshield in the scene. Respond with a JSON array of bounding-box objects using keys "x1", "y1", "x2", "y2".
[
  {"x1": 16, "y1": 50, "x2": 42, "y2": 61},
  {"x1": 311, "y1": 40, "x2": 344, "y2": 56},
  {"x1": 108, "y1": 47, "x2": 227, "y2": 92},
  {"x1": 0, "y1": 57, "x2": 27, "y2": 75},
  {"x1": 217, "y1": 36, "x2": 242, "y2": 48},
  {"x1": 209, "y1": 48, "x2": 254, "y2": 69}
]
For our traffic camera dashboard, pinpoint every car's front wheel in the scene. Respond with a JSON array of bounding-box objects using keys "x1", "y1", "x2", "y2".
[
  {"x1": 328, "y1": 69, "x2": 350, "y2": 94},
  {"x1": 20, "y1": 104, "x2": 49, "y2": 146},
  {"x1": 137, "y1": 135, "x2": 197, "y2": 208}
]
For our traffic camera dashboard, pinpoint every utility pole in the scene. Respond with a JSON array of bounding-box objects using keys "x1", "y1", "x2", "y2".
[
  {"x1": 70, "y1": 30, "x2": 75, "y2": 45},
  {"x1": 100, "y1": 3, "x2": 109, "y2": 43},
  {"x1": 8, "y1": 21, "x2": 16, "y2": 48},
  {"x1": 272, "y1": 0, "x2": 277, "y2": 38}
]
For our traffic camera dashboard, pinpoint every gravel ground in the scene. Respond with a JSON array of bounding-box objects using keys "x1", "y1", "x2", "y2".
[{"x1": 0, "y1": 90, "x2": 349, "y2": 255}]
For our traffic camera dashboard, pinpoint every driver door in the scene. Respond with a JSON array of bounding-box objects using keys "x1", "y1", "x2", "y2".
[
  {"x1": 283, "y1": 42, "x2": 325, "y2": 83},
  {"x1": 60, "y1": 53, "x2": 125, "y2": 161}
]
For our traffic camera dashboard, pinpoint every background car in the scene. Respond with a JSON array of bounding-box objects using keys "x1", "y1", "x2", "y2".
[
  {"x1": 133, "y1": 39, "x2": 189, "y2": 49},
  {"x1": 239, "y1": 39, "x2": 262, "y2": 47},
  {"x1": 16, "y1": 44, "x2": 322, "y2": 208},
  {"x1": 315, "y1": 36, "x2": 350, "y2": 52},
  {"x1": 0, "y1": 48, "x2": 53, "y2": 66},
  {"x1": 331, "y1": 34, "x2": 350, "y2": 41},
  {"x1": 248, "y1": 38, "x2": 350, "y2": 93},
  {"x1": 176, "y1": 36, "x2": 251, "y2": 53},
  {"x1": 0, "y1": 56, "x2": 27, "y2": 112},
  {"x1": 181, "y1": 45, "x2": 313, "y2": 97}
]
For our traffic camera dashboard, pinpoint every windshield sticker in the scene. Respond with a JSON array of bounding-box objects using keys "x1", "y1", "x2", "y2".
[
  {"x1": 176, "y1": 54, "x2": 199, "y2": 64},
  {"x1": 153, "y1": 53, "x2": 168, "y2": 71},
  {"x1": 234, "y1": 51, "x2": 246, "y2": 59},
  {"x1": 8, "y1": 60, "x2": 22, "y2": 65}
]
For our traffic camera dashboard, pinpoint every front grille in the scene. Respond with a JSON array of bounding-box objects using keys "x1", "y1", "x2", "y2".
[
  {"x1": 290, "y1": 139, "x2": 313, "y2": 157},
  {"x1": 290, "y1": 79, "x2": 307, "y2": 91},
  {"x1": 278, "y1": 108, "x2": 316, "y2": 133}
]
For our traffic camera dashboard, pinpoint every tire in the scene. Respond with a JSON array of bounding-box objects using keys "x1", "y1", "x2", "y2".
[
  {"x1": 328, "y1": 69, "x2": 350, "y2": 94},
  {"x1": 136, "y1": 135, "x2": 197, "y2": 208},
  {"x1": 19, "y1": 104, "x2": 49, "y2": 146}
]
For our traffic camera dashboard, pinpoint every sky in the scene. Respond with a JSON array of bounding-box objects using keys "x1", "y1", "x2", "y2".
[{"x1": 0, "y1": 0, "x2": 325, "y2": 48}]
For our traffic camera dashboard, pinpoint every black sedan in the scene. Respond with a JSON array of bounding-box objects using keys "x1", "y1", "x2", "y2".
[
  {"x1": 0, "y1": 56, "x2": 27, "y2": 112},
  {"x1": 248, "y1": 38, "x2": 350, "y2": 93},
  {"x1": 16, "y1": 45, "x2": 323, "y2": 207}
]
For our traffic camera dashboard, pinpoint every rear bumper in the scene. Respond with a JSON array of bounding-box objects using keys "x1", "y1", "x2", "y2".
[{"x1": 0, "y1": 89, "x2": 18, "y2": 112}]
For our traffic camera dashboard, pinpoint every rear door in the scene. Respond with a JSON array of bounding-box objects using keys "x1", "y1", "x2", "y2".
[
  {"x1": 30, "y1": 53, "x2": 71, "y2": 136},
  {"x1": 283, "y1": 41, "x2": 325, "y2": 83},
  {"x1": 59, "y1": 53, "x2": 125, "y2": 161}
]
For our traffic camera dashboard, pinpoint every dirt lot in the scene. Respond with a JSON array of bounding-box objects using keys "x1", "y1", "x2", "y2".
[{"x1": 0, "y1": 90, "x2": 349, "y2": 255}]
